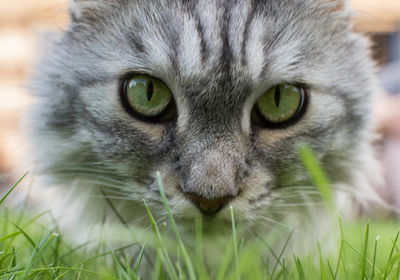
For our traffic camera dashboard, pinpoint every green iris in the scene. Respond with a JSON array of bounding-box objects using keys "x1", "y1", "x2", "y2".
[
  {"x1": 256, "y1": 84, "x2": 303, "y2": 124},
  {"x1": 124, "y1": 75, "x2": 172, "y2": 117}
]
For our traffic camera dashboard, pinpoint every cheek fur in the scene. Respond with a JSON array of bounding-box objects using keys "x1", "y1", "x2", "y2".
[
  {"x1": 256, "y1": 91, "x2": 345, "y2": 145},
  {"x1": 80, "y1": 82, "x2": 168, "y2": 140}
]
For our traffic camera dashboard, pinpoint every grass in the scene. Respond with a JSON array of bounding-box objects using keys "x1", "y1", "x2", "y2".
[{"x1": 1, "y1": 149, "x2": 400, "y2": 279}]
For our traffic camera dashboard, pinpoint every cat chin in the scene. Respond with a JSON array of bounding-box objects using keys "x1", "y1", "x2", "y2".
[{"x1": 173, "y1": 216, "x2": 236, "y2": 236}]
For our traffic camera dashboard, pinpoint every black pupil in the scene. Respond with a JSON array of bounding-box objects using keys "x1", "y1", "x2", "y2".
[
  {"x1": 147, "y1": 80, "x2": 154, "y2": 101},
  {"x1": 274, "y1": 86, "x2": 281, "y2": 107}
]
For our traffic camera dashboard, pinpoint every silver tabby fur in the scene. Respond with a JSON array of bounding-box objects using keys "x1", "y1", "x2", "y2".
[{"x1": 28, "y1": 0, "x2": 382, "y2": 245}]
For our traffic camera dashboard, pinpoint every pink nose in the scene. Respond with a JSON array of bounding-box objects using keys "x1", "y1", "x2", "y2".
[{"x1": 185, "y1": 194, "x2": 233, "y2": 216}]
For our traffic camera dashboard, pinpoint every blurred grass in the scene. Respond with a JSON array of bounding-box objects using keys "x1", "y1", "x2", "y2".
[
  {"x1": 1, "y1": 148, "x2": 400, "y2": 279},
  {"x1": 1, "y1": 186, "x2": 400, "y2": 279}
]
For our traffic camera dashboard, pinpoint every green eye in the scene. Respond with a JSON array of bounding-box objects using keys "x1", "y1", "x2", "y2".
[
  {"x1": 123, "y1": 75, "x2": 173, "y2": 119},
  {"x1": 254, "y1": 84, "x2": 306, "y2": 125}
]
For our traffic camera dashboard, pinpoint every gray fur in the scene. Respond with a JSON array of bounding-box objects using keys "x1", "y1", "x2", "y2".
[{"x1": 28, "y1": 0, "x2": 381, "y2": 242}]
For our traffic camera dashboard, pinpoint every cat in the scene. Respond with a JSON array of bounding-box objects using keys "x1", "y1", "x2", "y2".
[{"x1": 27, "y1": 0, "x2": 383, "y2": 247}]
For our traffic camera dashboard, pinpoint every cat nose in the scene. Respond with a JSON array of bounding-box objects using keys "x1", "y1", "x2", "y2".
[{"x1": 185, "y1": 193, "x2": 234, "y2": 216}]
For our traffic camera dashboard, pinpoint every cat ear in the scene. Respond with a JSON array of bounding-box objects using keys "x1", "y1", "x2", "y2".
[
  {"x1": 68, "y1": 0, "x2": 89, "y2": 21},
  {"x1": 328, "y1": 0, "x2": 350, "y2": 11},
  {"x1": 68, "y1": 0, "x2": 108, "y2": 22}
]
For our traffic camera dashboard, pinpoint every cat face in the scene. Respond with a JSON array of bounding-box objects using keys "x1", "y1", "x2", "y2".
[{"x1": 30, "y1": 0, "x2": 377, "y2": 234}]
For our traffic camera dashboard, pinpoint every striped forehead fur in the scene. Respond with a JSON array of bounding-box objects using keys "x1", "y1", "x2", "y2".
[{"x1": 64, "y1": 0, "x2": 353, "y2": 79}]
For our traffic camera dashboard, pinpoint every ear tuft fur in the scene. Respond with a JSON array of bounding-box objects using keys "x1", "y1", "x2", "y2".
[
  {"x1": 329, "y1": 0, "x2": 349, "y2": 11},
  {"x1": 68, "y1": 0, "x2": 87, "y2": 21},
  {"x1": 68, "y1": 0, "x2": 113, "y2": 22}
]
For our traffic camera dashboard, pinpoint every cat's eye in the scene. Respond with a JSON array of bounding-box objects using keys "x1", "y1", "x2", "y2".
[
  {"x1": 252, "y1": 84, "x2": 307, "y2": 127},
  {"x1": 121, "y1": 75, "x2": 175, "y2": 121}
]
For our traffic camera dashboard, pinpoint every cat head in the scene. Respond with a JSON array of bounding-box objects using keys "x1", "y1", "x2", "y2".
[{"x1": 29, "y1": 0, "x2": 378, "y2": 234}]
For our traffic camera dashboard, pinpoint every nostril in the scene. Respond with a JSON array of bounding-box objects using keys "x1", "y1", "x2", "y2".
[{"x1": 185, "y1": 194, "x2": 234, "y2": 216}]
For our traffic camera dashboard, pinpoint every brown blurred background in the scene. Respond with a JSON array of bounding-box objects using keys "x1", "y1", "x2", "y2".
[
  {"x1": 0, "y1": 0, "x2": 400, "y2": 186},
  {"x1": 0, "y1": 0, "x2": 68, "y2": 180}
]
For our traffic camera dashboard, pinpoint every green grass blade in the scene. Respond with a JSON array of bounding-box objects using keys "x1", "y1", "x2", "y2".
[
  {"x1": 109, "y1": 249, "x2": 132, "y2": 280},
  {"x1": 371, "y1": 235, "x2": 379, "y2": 280},
  {"x1": 342, "y1": 240, "x2": 382, "y2": 275},
  {"x1": 3, "y1": 266, "x2": 110, "y2": 278},
  {"x1": 382, "y1": 254, "x2": 400, "y2": 279},
  {"x1": 151, "y1": 250, "x2": 162, "y2": 280},
  {"x1": 22, "y1": 231, "x2": 58, "y2": 279},
  {"x1": 327, "y1": 260, "x2": 335, "y2": 279},
  {"x1": 270, "y1": 231, "x2": 294, "y2": 279},
  {"x1": 143, "y1": 199, "x2": 179, "y2": 280},
  {"x1": 12, "y1": 223, "x2": 37, "y2": 250},
  {"x1": 194, "y1": 216, "x2": 208, "y2": 280},
  {"x1": 101, "y1": 189, "x2": 129, "y2": 228},
  {"x1": 298, "y1": 144, "x2": 334, "y2": 211},
  {"x1": 283, "y1": 258, "x2": 288, "y2": 280},
  {"x1": 230, "y1": 207, "x2": 240, "y2": 280},
  {"x1": 133, "y1": 243, "x2": 146, "y2": 276},
  {"x1": 360, "y1": 222, "x2": 370, "y2": 280},
  {"x1": 156, "y1": 172, "x2": 196, "y2": 280},
  {"x1": 294, "y1": 257, "x2": 306, "y2": 280},
  {"x1": 334, "y1": 240, "x2": 344, "y2": 279},
  {"x1": 12, "y1": 223, "x2": 49, "y2": 268},
  {"x1": 317, "y1": 242, "x2": 325, "y2": 280},
  {"x1": 383, "y1": 231, "x2": 400, "y2": 279},
  {"x1": 0, "y1": 232, "x2": 21, "y2": 243},
  {"x1": 55, "y1": 241, "x2": 93, "y2": 264},
  {"x1": 216, "y1": 243, "x2": 233, "y2": 280},
  {"x1": 0, "y1": 173, "x2": 27, "y2": 205}
]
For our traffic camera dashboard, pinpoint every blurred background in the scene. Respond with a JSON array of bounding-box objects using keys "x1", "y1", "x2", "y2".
[
  {"x1": 0, "y1": 0, "x2": 68, "y2": 183},
  {"x1": 0, "y1": 0, "x2": 400, "y2": 206}
]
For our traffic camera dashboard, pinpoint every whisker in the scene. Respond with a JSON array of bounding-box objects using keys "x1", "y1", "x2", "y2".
[
  {"x1": 270, "y1": 192, "x2": 321, "y2": 200},
  {"x1": 267, "y1": 202, "x2": 326, "y2": 207},
  {"x1": 248, "y1": 217, "x2": 290, "y2": 235},
  {"x1": 267, "y1": 209, "x2": 307, "y2": 217},
  {"x1": 77, "y1": 181, "x2": 128, "y2": 190}
]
